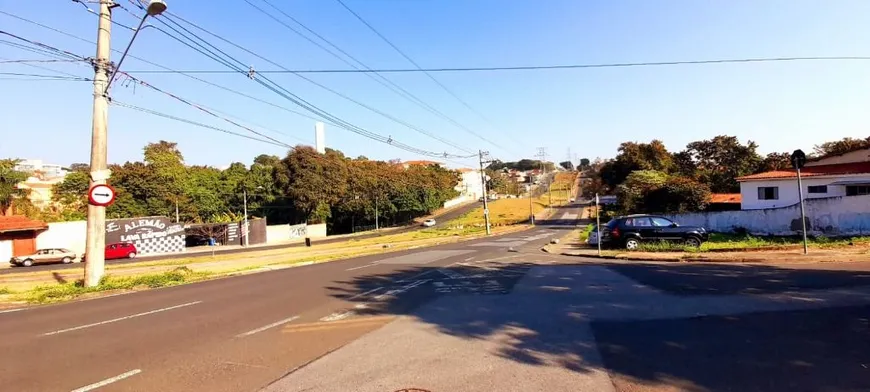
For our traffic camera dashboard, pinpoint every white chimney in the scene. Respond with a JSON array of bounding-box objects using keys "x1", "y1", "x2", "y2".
[{"x1": 315, "y1": 122, "x2": 325, "y2": 154}]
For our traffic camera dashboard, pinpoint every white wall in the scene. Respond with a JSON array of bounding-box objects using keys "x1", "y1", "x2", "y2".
[
  {"x1": 739, "y1": 174, "x2": 870, "y2": 210},
  {"x1": 455, "y1": 170, "x2": 484, "y2": 200},
  {"x1": 805, "y1": 148, "x2": 870, "y2": 166},
  {"x1": 664, "y1": 194, "x2": 870, "y2": 236},
  {"x1": 266, "y1": 223, "x2": 328, "y2": 244},
  {"x1": 443, "y1": 195, "x2": 473, "y2": 209},
  {"x1": 308, "y1": 223, "x2": 327, "y2": 238},
  {"x1": 36, "y1": 221, "x2": 87, "y2": 257},
  {"x1": 0, "y1": 240, "x2": 12, "y2": 263},
  {"x1": 266, "y1": 224, "x2": 290, "y2": 244}
]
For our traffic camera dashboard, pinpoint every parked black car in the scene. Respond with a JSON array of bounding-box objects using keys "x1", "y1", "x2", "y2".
[{"x1": 599, "y1": 214, "x2": 708, "y2": 250}]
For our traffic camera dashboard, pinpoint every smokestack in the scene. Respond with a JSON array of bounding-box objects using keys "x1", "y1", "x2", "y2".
[{"x1": 315, "y1": 122, "x2": 325, "y2": 154}]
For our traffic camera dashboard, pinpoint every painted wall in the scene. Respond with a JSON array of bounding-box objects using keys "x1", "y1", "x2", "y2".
[
  {"x1": 455, "y1": 170, "x2": 484, "y2": 200},
  {"x1": 443, "y1": 194, "x2": 473, "y2": 209},
  {"x1": 36, "y1": 221, "x2": 87, "y2": 256},
  {"x1": 265, "y1": 223, "x2": 328, "y2": 243},
  {"x1": 0, "y1": 240, "x2": 12, "y2": 263},
  {"x1": 664, "y1": 194, "x2": 870, "y2": 236},
  {"x1": 739, "y1": 174, "x2": 870, "y2": 210}
]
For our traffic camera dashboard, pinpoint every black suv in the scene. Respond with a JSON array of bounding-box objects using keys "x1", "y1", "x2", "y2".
[{"x1": 599, "y1": 214, "x2": 708, "y2": 250}]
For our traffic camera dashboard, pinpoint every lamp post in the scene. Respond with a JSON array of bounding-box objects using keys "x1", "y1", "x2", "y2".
[{"x1": 84, "y1": 0, "x2": 167, "y2": 287}]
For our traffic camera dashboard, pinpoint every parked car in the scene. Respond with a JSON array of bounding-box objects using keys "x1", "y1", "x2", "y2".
[
  {"x1": 422, "y1": 219, "x2": 437, "y2": 227},
  {"x1": 599, "y1": 215, "x2": 708, "y2": 250},
  {"x1": 10, "y1": 248, "x2": 77, "y2": 267},
  {"x1": 82, "y1": 242, "x2": 138, "y2": 263}
]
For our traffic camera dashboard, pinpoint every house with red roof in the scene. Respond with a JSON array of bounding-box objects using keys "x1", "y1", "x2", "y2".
[
  {"x1": 737, "y1": 147, "x2": 870, "y2": 210},
  {"x1": 0, "y1": 215, "x2": 49, "y2": 262}
]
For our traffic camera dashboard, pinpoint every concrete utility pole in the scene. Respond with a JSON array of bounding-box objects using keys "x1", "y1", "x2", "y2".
[
  {"x1": 536, "y1": 147, "x2": 550, "y2": 207},
  {"x1": 83, "y1": 0, "x2": 113, "y2": 288},
  {"x1": 479, "y1": 150, "x2": 492, "y2": 235},
  {"x1": 243, "y1": 189, "x2": 249, "y2": 246}
]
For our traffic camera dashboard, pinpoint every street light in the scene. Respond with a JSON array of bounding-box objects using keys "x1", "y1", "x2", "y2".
[
  {"x1": 104, "y1": 0, "x2": 167, "y2": 93},
  {"x1": 84, "y1": 0, "x2": 168, "y2": 287}
]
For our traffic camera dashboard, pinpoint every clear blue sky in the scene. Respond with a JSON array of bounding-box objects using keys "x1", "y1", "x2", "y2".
[{"x1": 2, "y1": 0, "x2": 869, "y2": 169}]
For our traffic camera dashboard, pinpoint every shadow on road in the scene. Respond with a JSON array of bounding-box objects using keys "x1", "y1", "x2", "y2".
[{"x1": 326, "y1": 260, "x2": 870, "y2": 391}]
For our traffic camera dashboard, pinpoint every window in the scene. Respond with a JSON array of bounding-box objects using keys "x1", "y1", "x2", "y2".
[
  {"x1": 807, "y1": 185, "x2": 828, "y2": 194},
  {"x1": 651, "y1": 217, "x2": 674, "y2": 227},
  {"x1": 626, "y1": 217, "x2": 651, "y2": 227},
  {"x1": 757, "y1": 186, "x2": 779, "y2": 200},
  {"x1": 846, "y1": 185, "x2": 870, "y2": 196}
]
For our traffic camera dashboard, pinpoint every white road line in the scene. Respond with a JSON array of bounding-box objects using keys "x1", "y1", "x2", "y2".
[
  {"x1": 43, "y1": 301, "x2": 202, "y2": 337},
  {"x1": 236, "y1": 315, "x2": 300, "y2": 338},
  {"x1": 345, "y1": 263, "x2": 377, "y2": 271},
  {"x1": 464, "y1": 256, "x2": 475, "y2": 261},
  {"x1": 320, "y1": 311, "x2": 353, "y2": 322},
  {"x1": 346, "y1": 286, "x2": 383, "y2": 301},
  {"x1": 71, "y1": 369, "x2": 142, "y2": 392},
  {"x1": 0, "y1": 308, "x2": 25, "y2": 314}
]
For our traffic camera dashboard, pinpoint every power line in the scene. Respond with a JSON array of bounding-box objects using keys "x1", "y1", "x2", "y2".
[
  {"x1": 334, "y1": 0, "x2": 514, "y2": 152},
  {"x1": 112, "y1": 100, "x2": 293, "y2": 148},
  {"x1": 167, "y1": 2, "x2": 477, "y2": 155},
  {"x1": 0, "y1": 71, "x2": 90, "y2": 81},
  {"x1": 121, "y1": 56, "x2": 870, "y2": 74},
  {"x1": 125, "y1": 5, "x2": 475, "y2": 159},
  {"x1": 0, "y1": 59, "x2": 80, "y2": 64}
]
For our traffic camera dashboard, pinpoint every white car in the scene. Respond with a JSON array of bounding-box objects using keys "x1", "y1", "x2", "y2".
[{"x1": 422, "y1": 219, "x2": 436, "y2": 227}]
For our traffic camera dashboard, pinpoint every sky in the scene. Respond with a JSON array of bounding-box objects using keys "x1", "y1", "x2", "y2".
[{"x1": 1, "y1": 0, "x2": 869, "y2": 170}]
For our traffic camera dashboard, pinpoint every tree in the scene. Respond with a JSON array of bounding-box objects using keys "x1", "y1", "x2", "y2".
[
  {"x1": 68, "y1": 163, "x2": 90, "y2": 173},
  {"x1": 615, "y1": 170, "x2": 669, "y2": 214},
  {"x1": 812, "y1": 136, "x2": 870, "y2": 158},
  {"x1": 599, "y1": 140, "x2": 672, "y2": 189},
  {"x1": 758, "y1": 152, "x2": 792, "y2": 172},
  {"x1": 51, "y1": 170, "x2": 90, "y2": 220},
  {"x1": 579, "y1": 158, "x2": 591, "y2": 169},
  {"x1": 0, "y1": 159, "x2": 27, "y2": 215},
  {"x1": 683, "y1": 136, "x2": 761, "y2": 193},
  {"x1": 645, "y1": 177, "x2": 711, "y2": 213}
]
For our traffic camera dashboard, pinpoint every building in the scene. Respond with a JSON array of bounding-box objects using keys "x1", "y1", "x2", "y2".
[
  {"x1": 707, "y1": 193, "x2": 742, "y2": 211},
  {"x1": 737, "y1": 147, "x2": 870, "y2": 210},
  {"x1": 17, "y1": 172, "x2": 64, "y2": 209},
  {"x1": 0, "y1": 215, "x2": 49, "y2": 262},
  {"x1": 454, "y1": 168, "x2": 485, "y2": 200},
  {"x1": 14, "y1": 159, "x2": 68, "y2": 179}
]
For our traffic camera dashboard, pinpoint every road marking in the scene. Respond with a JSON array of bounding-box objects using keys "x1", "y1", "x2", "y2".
[
  {"x1": 0, "y1": 308, "x2": 25, "y2": 314},
  {"x1": 236, "y1": 315, "x2": 300, "y2": 338},
  {"x1": 71, "y1": 369, "x2": 141, "y2": 392},
  {"x1": 345, "y1": 263, "x2": 377, "y2": 271},
  {"x1": 43, "y1": 301, "x2": 202, "y2": 336},
  {"x1": 464, "y1": 256, "x2": 475, "y2": 261},
  {"x1": 346, "y1": 286, "x2": 383, "y2": 301},
  {"x1": 320, "y1": 311, "x2": 353, "y2": 322},
  {"x1": 374, "y1": 279, "x2": 429, "y2": 300}
]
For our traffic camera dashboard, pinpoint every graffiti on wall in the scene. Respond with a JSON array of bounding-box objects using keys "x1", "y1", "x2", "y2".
[{"x1": 288, "y1": 223, "x2": 308, "y2": 239}]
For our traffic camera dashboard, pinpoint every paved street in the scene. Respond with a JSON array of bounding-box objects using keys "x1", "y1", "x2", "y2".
[{"x1": 3, "y1": 203, "x2": 870, "y2": 391}]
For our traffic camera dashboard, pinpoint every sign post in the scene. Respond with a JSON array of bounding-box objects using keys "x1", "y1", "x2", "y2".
[
  {"x1": 595, "y1": 193, "x2": 602, "y2": 256},
  {"x1": 791, "y1": 149, "x2": 809, "y2": 255}
]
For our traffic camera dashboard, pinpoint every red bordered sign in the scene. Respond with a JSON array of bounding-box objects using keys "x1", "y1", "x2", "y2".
[{"x1": 88, "y1": 184, "x2": 117, "y2": 207}]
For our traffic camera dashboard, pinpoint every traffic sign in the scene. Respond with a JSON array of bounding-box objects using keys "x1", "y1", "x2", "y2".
[
  {"x1": 791, "y1": 149, "x2": 807, "y2": 169},
  {"x1": 88, "y1": 184, "x2": 116, "y2": 207}
]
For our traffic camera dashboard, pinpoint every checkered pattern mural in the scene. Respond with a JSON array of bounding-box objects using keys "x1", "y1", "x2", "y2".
[{"x1": 132, "y1": 234, "x2": 185, "y2": 255}]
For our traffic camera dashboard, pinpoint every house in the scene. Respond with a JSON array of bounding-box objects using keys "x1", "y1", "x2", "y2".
[
  {"x1": 0, "y1": 215, "x2": 49, "y2": 262},
  {"x1": 14, "y1": 159, "x2": 69, "y2": 179},
  {"x1": 707, "y1": 193, "x2": 742, "y2": 211},
  {"x1": 454, "y1": 168, "x2": 485, "y2": 200},
  {"x1": 737, "y1": 147, "x2": 870, "y2": 210},
  {"x1": 17, "y1": 171, "x2": 65, "y2": 209}
]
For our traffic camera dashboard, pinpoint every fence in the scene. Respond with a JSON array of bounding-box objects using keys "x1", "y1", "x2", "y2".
[{"x1": 663, "y1": 194, "x2": 870, "y2": 236}]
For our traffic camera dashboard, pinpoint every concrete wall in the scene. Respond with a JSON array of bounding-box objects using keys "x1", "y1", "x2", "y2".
[
  {"x1": 739, "y1": 174, "x2": 870, "y2": 210},
  {"x1": 0, "y1": 240, "x2": 12, "y2": 263},
  {"x1": 664, "y1": 194, "x2": 870, "y2": 236},
  {"x1": 266, "y1": 223, "x2": 328, "y2": 243},
  {"x1": 443, "y1": 194, "x2": 473, "y2": 209},
  {"x1": 36, "y1": 221, "x2": 87, "y2": 256}
]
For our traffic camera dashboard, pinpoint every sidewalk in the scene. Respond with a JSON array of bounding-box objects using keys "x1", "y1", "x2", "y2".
[{"x1": 544, "y1": 229, "x2": 870, "y2": 264}]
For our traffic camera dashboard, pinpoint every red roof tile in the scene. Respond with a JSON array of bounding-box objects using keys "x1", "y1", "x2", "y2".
[
  {"x1": 709, "y1": 193, "x2": 742, "y2": 203},
  {"x1": 0, "y1": 216, "x2": 48, "y2": 233},
  {"x1": 737, "y1": 161, "x2": 870, "y2": 181}
]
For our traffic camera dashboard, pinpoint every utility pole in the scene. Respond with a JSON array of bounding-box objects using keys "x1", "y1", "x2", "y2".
[
  {"x1": 243, "y1": 188, "x2": 249, "y2": 246},
  {"x1": 536, "y1": 147, "x2": 550, "y2": 208},
  {"x1": 175, "y1": 197, "x2": 179, "y2": 223},
  {"x1": 83, "y1": 0, "x2": 113, "y2": 288},
  {"x1": 479, "y1": 150, "x2": 492, "y2": 235},
  {"x1": 374, "y1": 196, "x2": 379, "y2": 231}
]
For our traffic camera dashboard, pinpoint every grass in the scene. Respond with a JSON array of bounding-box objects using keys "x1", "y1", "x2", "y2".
[
  {"x1": 0, "y1": 287, "x2": 12, "y2": 295},
  {"x1": 17, "y1": 267, "x2": 211, "y2": 304},
  {"x1": 578, "y1": 224, "x2": 594, "y2": 243},
  {"x1": 633, "y1": 233, "x2": 870, "y2": 253}
]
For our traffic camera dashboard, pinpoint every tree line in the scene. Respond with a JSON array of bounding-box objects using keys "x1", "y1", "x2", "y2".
[
  {"x1": 2, "y1": 141, "x2": 461, "y2": 234},
  {"x1": 581, "y1": 135, "x2": 870, "y2": 215}
]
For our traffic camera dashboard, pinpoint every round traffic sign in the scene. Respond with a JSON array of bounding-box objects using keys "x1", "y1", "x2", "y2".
[{"x1": 88, "y1": 184, "x2": 116, "y2": 207}]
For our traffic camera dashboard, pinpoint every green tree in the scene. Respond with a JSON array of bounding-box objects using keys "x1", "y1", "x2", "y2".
[
  {"x1": 683, "y1": 136, "x2": 761, "y2": 193},
  {"x1": 0, "y1": 159, "x2": 27, "y2": 215},
  {"x1": 579, "y1": 158, "x2": 591, "y2": 169},
  {"x1": 51, "y1": 170, "x2": 90, "y2": 220},
  {"x1": 758, "y1": 152, "x2": 792, "y2": 172},
  {"x1": 600, "y1": 140, "x2": 672, "y2": 188},
  {"x1": 645, "y1": 176, "x2": 711, "y2": 213},
  {"x1": 615, "y1": 170, "x2": 669, "y2": 214},
  {"x1": 812, "y1": 136, "x2": 870, "y2": 158}
]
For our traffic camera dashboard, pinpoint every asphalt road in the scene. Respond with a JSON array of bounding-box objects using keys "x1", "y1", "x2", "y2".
[
  {"x1": 0, "y1": 203, "x2": 575, "y2": 392},
  {"x1": 1, "y1": 201, "x2": 483, "y2": 275}
]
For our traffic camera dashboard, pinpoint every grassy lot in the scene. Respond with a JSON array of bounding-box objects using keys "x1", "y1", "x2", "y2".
[
  {"x1": 451, "y1": 172, "x2": 578, "y2": 227},
  {"x1": 634, "y1": 233, "x2": 870, "y2": 253},
  {"x1": 578, "y1": 224, "x2": 595, "y2": 243}
]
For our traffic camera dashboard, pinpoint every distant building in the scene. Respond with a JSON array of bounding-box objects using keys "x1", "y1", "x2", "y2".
[
  {"x1": 400, "y1": 160, "x2": 444, "y2": 169},
  {"x1": 707, "y1": 193, "x2": 742, "y2": 211},
  {"x1": 455, "y1": 168, "x2": 484, "y2": 200},
  {"x1": 737, "y1": 147, "x2": 870, "y2": 210},
  {"x1": 14, "y1": 159, "x2": 68, "y2": 179}
]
